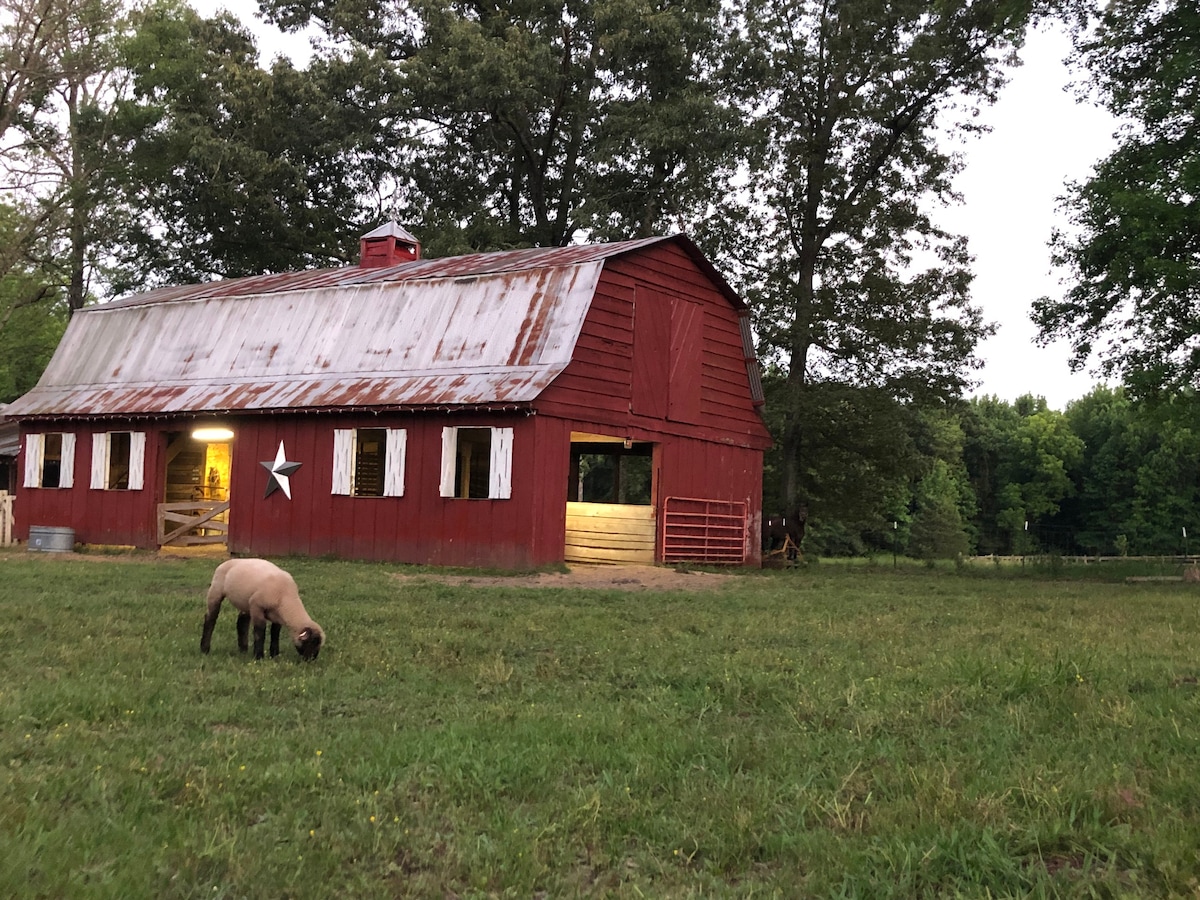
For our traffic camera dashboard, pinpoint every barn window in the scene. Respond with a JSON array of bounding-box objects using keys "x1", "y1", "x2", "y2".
[
  {"x1": 23, "y1": 432, "x2": 76, "y2": 489},
  {"x1": 439, "y1": 426, "x2": 513, "y2": 499},
  {"x1": 332, "y1": 428, "x2": 406, "y2": 497},
  {"x1": 90, "y1": 431, "x2": 146, "y2": 490}
]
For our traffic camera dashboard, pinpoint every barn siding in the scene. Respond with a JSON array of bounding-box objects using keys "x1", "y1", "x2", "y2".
[
  {"x1": 632, "y1": 286, "x2": 670, "y2": 419},
  {"x1": 15, "y1": 423, "x2": 161, "y2": 548},
  {"x1": 655, "y1": 434, "x2": 763, "y2": 566},
  {"x1": 220, "y1": 413, "x2": 559, "y2": 568},
  {"x1": 541, "y1": 243, "x2": 770, "y2": 451},
  {"x1": 668, "y1": 298, "x2": 704, "y2": 424},
  {"x1": 544, "y1": 413, "x2": 763, "y2": 565}
]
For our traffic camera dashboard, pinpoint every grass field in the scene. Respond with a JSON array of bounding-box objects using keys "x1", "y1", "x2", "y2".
[{"x1": 2, "y1": 550, "x2": 1200, "y2": 898}]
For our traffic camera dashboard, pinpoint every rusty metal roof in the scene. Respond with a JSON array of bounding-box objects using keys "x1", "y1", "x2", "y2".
[
  {"x1": 8, "y1": 235, "x2": 745, "y2": 420},
  {"x1": 0, "y1": 404, "x2": 17, "y2": 456},
  {"x1": 98, "y1": 234, "x2": 745, "y2": 309}
]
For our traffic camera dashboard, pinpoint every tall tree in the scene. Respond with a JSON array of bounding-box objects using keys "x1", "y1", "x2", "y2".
[
  {"x1": 1127, "y1": 408, "x2": 1200, "y2": 554},
  {"x1": 1060, "y1": 385, "x2": 1137, "y2": 553},
  {"x1": 257, "y1": 0, "x2": 740, "y2": 251},
  {"x1": 722, "y1": 0, "x2": 1051, "y2": 522},
  {"x1": 0, "y1": 202, "x2": 67, "y2": 401},
  {"x1": 0, "y1": 0, "x2": 128, "y2": 316},
  {"x1": 1032, "y1": 0, "x2": 1200, "y2": 395},
  {"x1": 1, "y1": 0, "x2": 78, "y2": 141},
  {"x1": 105, "y1": 0, "x2": 404, "y2": 288},
  {"x1": 993, "y1": 398, "x2": 1083, "y2": 552},
  {"x1": 909, "y1": 458, "x2": 972, "y2": 560}
]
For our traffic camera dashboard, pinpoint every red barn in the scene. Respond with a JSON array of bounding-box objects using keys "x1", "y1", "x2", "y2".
[{"x1": 7, "y1": 227, "x2": 772, "y2": 568}]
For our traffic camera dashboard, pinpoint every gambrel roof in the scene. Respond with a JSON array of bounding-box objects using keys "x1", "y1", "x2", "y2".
[{"x1": 8, "y1": 235, "x2": 748, "y2": 420}]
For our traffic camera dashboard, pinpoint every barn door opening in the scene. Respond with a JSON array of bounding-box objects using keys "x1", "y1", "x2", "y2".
[
  {"x1": 565, "y1": 434, "x2": 656, "y2": 565},
  {"x1": 158, "y1": 428, "x2": 232, "y2": 548}
]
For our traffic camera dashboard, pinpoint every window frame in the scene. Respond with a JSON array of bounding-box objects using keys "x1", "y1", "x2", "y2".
[
  {"x1": 89, "y1": 431, "x2": 146, "y2": 491},
  {"x1": 439, "y1": 426, "x2": 513, "y2": 499},
  {"x1": 23, "y1": 432, "x2": 76, "y2": 489},
  {"x1": 331, "y1": 427, "x2": 407, "y2": 497}
]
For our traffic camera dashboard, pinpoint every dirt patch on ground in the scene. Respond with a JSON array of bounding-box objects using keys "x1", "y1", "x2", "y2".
[
  {"x1": 390, "y1": 564, "x2": 737, "y2": 592},
  {"x1": 3, "y1": 548, "x2": 736, "y2": 591}
]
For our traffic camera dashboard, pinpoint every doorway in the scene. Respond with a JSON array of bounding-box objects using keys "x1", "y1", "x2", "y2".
[
  {"x1": 565, "y1": 434, "x2": 656, "y2": 564},
  {"x1": 158, "y1": 431, "x2": 232, "y2": 548}
]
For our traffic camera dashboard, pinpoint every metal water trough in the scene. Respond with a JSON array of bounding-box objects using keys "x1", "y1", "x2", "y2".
[{"x1": 28, "y1": 525, "x2": 75, "y2": 552}]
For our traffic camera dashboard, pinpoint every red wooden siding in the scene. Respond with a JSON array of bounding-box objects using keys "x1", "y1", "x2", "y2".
[
  {"x1": 15, "y1": 424, "x2": 161, "y2": 548},
  {"x1": 668, "y1": 298, "x2": 703, "y2": 424},
  {"x1": 546, "y1": 414, "x2": 763, "y2": 565},
  {"x1": 632, "y1": 286, "x2": 670, "y2": 418},
  {"x1": 540, "y1": 242, "x2": 771, "y2": 450},
  {"x1": 656, "y1": 435, "x2": 763, "y2": 565},
  {"x1": 223, "y1": 413, "x2": 566, "y2": 568}
]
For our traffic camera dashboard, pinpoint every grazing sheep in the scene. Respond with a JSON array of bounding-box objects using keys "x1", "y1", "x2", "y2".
[{"x1": 200, "y1": 558, "x2": 324, "y2": 661}]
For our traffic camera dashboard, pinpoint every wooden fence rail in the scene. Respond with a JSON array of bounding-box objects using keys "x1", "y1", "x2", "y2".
[{"x1": 0, "y1": 491, "x2": 11, "y2": 546}]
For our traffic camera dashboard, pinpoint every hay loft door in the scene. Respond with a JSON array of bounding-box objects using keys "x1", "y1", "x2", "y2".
[{"x1": 566, "y1": 433, "x2": 656, "y2": 565}]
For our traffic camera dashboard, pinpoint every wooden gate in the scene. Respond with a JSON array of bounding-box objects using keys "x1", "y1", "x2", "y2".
[{"x1": 157, "y1": 501, "x2": 229, "y2": 548}]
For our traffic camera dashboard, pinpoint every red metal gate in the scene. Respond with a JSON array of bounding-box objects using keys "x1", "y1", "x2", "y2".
[{"x1": 660, "y1": 497, "x2": 748, "y2": 565}]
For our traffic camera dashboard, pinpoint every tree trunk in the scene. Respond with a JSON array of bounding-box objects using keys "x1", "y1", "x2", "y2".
[
  {"x1": 66, "y1": 79, "x2": 86, "y2": 315},
  {"x1": 780, "y1": 248, "x2": 818, "y2": 515}
]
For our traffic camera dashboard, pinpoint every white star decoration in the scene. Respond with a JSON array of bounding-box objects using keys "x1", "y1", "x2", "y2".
[{"x1": 260, "y1": 441, "x2": 302, "y2": 500}]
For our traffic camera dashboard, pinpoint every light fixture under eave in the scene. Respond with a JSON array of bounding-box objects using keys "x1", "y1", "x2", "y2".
[{"x1": 192, "y1": 427, "x2": 234, "y2": 442}]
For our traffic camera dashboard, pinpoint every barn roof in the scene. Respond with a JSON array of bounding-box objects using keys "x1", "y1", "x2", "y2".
[
  {"x1": 8, "y1": 234, "x2": 743, "y2": 420},
  {"x1": 0, "y1": 404, "x2": 17, "y2": 457}
]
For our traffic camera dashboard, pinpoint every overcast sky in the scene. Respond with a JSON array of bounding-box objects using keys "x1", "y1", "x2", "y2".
[
  {"x1": 944, "y1": 23, "x2": 1119, "y2": 410},
  {"x1": 199, "y1": 7, "x2": 1119, "y2": 410}
]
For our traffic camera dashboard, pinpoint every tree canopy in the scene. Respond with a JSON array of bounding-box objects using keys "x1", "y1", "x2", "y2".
[
  {"x1": 721, "y1": 0, "x2": 1052, "y2": 521},
  {"x1": 1033, "y1": 0, "x2": 1200, "y2": 396},
  {"x1": 259, "y1": 0, "x2": 741, "y2": 251}
]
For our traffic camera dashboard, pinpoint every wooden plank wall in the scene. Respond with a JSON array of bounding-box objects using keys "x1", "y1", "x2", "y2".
[
  {"x1": 538, "y1": 242, "x2": 771, "y2": 450},
  {"x1": 565, "y1": 501, "x2": 655, "y2": 565},
  {"x1": 227, "y1": 412, "x2": 565, "y2": 569},
  {"x1": 13, "y1": 424, "x2": 161, "y2": 548}
]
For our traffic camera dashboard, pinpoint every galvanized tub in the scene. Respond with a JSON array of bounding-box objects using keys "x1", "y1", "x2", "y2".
[{"x1": 28, "y1": 526, "x2": 75, "y2": 552}]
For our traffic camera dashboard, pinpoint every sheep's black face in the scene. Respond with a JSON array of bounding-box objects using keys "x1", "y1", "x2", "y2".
[{"x1": 296, "y1": 631, "x2": 323, "y2": 661}]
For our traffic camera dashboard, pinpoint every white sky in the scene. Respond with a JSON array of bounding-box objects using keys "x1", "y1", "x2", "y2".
[
  {"x1": 945, "y1": 24, "x2": 1119, "y2": 409},
  {"x1": 197, "y1": 7, "x2": 1118, "y2": 410}
]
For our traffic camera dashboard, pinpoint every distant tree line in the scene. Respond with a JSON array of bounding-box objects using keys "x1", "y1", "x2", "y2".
[
  {"x1": 2, "y1": 0, "x2": 1197, "y2": 560},
  {"x1": 787, "y1": 385, "x2": 1200, "y2": 559}
]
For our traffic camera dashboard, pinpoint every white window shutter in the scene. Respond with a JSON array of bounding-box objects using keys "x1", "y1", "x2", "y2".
[
  {"x1": 331, "y1": 429, "x2": 353, "y2": 495},
  {"x1": 90, "y1": 433, "x2": 107, "y2": 489},
  {"x1": 60, "y1": 432, "x2": 76, "y2": 489},
  {"x1": 439, "y1": 427, "x2": 457, "y2": 497},
  {"x1": 384, "y1": 429, "x2": 406, "y2": 497},
  {"x1": 23, "y1": 434, "x2": 42, "y2": 488},
  {"x1": 490, "y1": 427, "x2": 513, "y2": 499},
  {"x1": 129, "y1": 432, "x2": 146, "y2": 490}
]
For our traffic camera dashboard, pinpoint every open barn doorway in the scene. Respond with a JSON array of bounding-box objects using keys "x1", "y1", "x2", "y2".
[
  {"x1": 158, "y1": 426, "x2": 232, "y2": 548},
  {"x1": 565, "y1": 433, "x2": 656, "y2": 564}
]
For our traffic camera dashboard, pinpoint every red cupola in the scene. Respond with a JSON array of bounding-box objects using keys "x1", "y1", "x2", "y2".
[{"x1": 359, "y1": 221, "x2": 421, "y2": 268}]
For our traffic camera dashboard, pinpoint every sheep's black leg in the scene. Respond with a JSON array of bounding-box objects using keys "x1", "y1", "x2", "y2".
[
  {"x1": 269, "y1": 623, "x2": 281, "y2": 658},
  {"x1": 236, "y1": 613, "x2": 251, "y2": 652},
  {"x1": 252, "y1": 622, "x2": 267, "y2": 660},
  {"x1": 200, "y1": 605, "x2": 220, "y2": 654}
]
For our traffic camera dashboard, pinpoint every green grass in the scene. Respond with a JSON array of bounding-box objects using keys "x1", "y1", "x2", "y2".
[{"x1": 3, "y1": 550, "x2": 1200, "y2": 898}]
